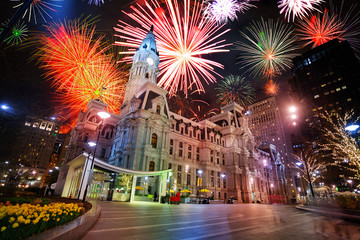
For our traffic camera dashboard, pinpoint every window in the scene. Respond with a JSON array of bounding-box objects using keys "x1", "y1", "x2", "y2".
[
  {"x1": 314, "y1": 95, "x2": 319, "y2": 99},
  {"x1": 188, "y1": 152, "x2": 191, "y2": 159},
  {"x1": 169, "y1": 147, "x2": 173, "y2": 155},
  {"x1": 168, "y1": 163, "x2": 172, "y2": 169},
  {"x1": 156, "y1": 105, "x2": 161, "y2": 114},
  {"x1": 145, "y1": 73, "x2": 149, "y2": 78},
  {"x1": 84, "y1": 136, "x2": 88, "y2": 142},
  {"x1": 149, "y1": 161, "x2": 155, "y2": 171},
  {"x1": 179, "y1": 142, "x2": 183, "y2": 148},
  {"x1": 101, "y1": 148, "x2": 106, "y2": 158},
  {"x1": 179, "y1": 149, "x2": 183, "y2": 157},
  {"x1": 210, "y1": 177, "x2": 214, "y2": 187},
  {"x1": 177, "y1": 172, "x2": 182, "y2": 184},
  {"x1": 187, "y1": 174, "x2": 191, "y2": 185},
  {"x1": 178, "y1": 165, "x2": 182, "y2": 171},
  {"x1": 170, "y1": 139, "x2": 173, "y2": 145},
  {"x1": 223, "y1": 179, "x2": 226, "y2": 188},
  {"x1": 196, "y1": 154, "x2": 199, "y2": 161},
  {"x1": 151, "y1": 133, "x2": 157, "y2": 148}
]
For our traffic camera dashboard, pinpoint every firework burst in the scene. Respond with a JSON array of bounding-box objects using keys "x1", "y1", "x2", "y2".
[
  {"x1": 11, "y1": 0, "x2": 63, "y2": 24},
  {"x1": 203, "y1": 0, "x2": 257, "y2": 24},
  {"x1": 34, "y1": 19, "x2": 126, "y2": 122},
  {"x1": 86, "y1": 0, "x2": 108, "y2": 6},
  {"x1": 296, "y1": 10, "x2": 345, "y2": 48},
  {"x1": 114, "y1": 0, "x2": 231, "y2": 96},
  {"x1": 215, "y1": 75, "x2": 255, "y2": 107},
  {"x1": 3, "y1": 21, "x2": 28, "y2": 45},
  {"x1": 235, "y1": 18, "x2": 298, "y2": 78},
  {"x1": 264, "y1": 79, "x2": 280, "y2": 96},
  {"x1": 278, "y1": 0, "x2": 324, "y2": 22}
]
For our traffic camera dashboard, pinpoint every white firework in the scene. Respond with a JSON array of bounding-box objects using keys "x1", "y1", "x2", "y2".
[
  {"x1": 204, "y1": 0, "x2": 257, "y2": 24},
  {"x1": 278, "y1": 0, "x2": 324, "y2": 22}
]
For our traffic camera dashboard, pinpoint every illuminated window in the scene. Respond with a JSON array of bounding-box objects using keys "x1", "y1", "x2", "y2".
[
  {"x1": 342, "y1": 86, "x2": 347, "y2": 90},
  {"x1": 149, "y1": 161, "x2": 155, "y2": 171},
  {"x1": 151, "y1": 133, "x2": 157, "y2": 148},
  {"x1": 314, "y1": 95, "x2": 319, "y2": 99}
]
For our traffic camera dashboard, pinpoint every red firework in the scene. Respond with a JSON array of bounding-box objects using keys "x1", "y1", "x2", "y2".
[
  {"x1": 35, "y1": 19, "x2": 127, "y2": 126},
  {"x1": 264, "y1": 79, "x2": 280, "y2": 96},
  {"x1": 297, "y1": 9, "x2": 345, "y2": 48}
]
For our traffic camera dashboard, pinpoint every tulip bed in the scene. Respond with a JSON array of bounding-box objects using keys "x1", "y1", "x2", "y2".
[{"x1": 0, "y1": 202, "x2": 85, "y2": 240}]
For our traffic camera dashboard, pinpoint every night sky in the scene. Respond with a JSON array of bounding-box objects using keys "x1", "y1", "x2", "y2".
[{"x1": 0, "y1": 0, "x2": 358, "y2": 120}]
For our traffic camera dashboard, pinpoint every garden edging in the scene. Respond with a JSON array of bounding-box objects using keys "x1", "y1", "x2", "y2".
[{"x1": 26, "y1": 201, "x2": 101, "y2": 240}]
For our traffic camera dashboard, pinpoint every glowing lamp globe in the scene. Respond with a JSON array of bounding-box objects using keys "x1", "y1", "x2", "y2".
[
  {"x1": 345, "y1": 124, "x2": 360, "y2": 132},
  {"x1": 97, "y1": 112, "x2": 110, "y2": 119},
  {"x1": 88, "y1": 142, "x2": 97, "y2": 147}
]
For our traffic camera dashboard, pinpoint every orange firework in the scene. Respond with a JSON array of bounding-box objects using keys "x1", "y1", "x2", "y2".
[
  {"x1": 264, "y1": 79, "x2": 280, "y2": 96},
  {"x1": 35, "y1": 18, "x2": 127, "y2": 125}
]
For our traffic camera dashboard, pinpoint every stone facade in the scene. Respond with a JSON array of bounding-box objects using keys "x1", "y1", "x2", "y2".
[{"x1": 64, "y1": 28, "x2": 287, "y2": 203}]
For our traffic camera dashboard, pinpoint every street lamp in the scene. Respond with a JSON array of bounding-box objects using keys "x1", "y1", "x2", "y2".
[
  {"x1": 1, "y1": 105, "x2": 9, "y2": 110},
  {"x1": 221, "y1": 174, "x2": 226, "y2": 202},
  {"x1": 77, "y1": 142, "x2": 96, "y2": 199},
  {"x1": 289, "y1": 106, "x2": 297, "y2": 113},
  {"x1": 345, "y1": 124, "x2": 360, "y2": 132},
  {"x1": 82, "y1": 111, "x2": 111, "y2": 202}
]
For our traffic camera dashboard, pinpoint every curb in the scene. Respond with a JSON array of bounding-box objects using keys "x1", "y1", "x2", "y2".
[
  {"x1": 295, "y1": 205, "x2": 360, "y2": 222},
  {"x1": 27, "y1": 201, "x2": 101, "y2": 240}
]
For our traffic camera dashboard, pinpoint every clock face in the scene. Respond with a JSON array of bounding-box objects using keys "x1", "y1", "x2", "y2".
[{"x1": 147, "y1": 57, "x2": 154, "y2": 65}]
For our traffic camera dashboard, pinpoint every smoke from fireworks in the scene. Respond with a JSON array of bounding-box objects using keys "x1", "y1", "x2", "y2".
[
  {"x1": 235, "y1": 18, "x2": 298, "y2": 78},
  {"x1": 215, "y1": 75, "x2": 255, "y2": 107},
  {"x1": 297, "y1": 10, "x2": 345, "y2": 48},
  {"x1": 34, "y1": 19, "x2": 126, "y2": 124},
  {"x1": 4, "y1": 21, "x2": 28, "y2": 45},
  {"x1": 114, "y1": 0, "x2": 231, "y2": 96},
  {"x1": 264, "y1": 79, "x2": 280, "y2": 96},
  {"x1": 203, "y1": 0, "x2": 257, "y2": 24},
  {"x1": 278, "y1": 0, "x2": 324, "y2": 22},
  {"x1": 11, "y1": 0, "x2": 63, "y2": 24}
]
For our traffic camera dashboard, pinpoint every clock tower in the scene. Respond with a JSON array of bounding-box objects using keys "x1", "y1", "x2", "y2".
[{"x1": 121, "y1": 26, "x2": 160, "y2": 108}]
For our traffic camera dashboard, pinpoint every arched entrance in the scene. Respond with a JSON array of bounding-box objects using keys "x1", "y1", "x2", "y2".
[{"x1": 56, "y1": 153, "x2": 172, "y2": 203}]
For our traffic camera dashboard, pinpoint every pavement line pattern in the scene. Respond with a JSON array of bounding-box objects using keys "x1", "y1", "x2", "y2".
[
  {"x1": 166, "y1": 215, "x2": 273, "y2": 231},
  {"x1": 89, "y1": 214, "x2": 246, "y2": 233},
  {"x1": 184, "y1": 226, "x2": 258, "y2": 240},
  {"x1": 100, "y1": 213, "x2": 204, "y2": 220}
]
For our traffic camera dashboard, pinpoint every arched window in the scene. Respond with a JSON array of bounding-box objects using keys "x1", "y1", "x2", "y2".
[
  {"x1": 145, "y1": 73, "x2": 149, "y2": 78},
  {"x1": 149, "y1": 161, "x2": 155, "y2": 171},
  {"x1": 156, "y1": 105, "x2": 161, "y2": 114},
  {"x1": 151, "y1": 133, "x2": 157, "y2": 148}
]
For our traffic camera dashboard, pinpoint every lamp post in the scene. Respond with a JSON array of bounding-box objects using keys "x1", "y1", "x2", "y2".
[
  {"x1": 82, "y1": 111, "x2": 110, "y2": 203},
  {"x1": 197, "y1": 169, "x2": 203, "y2": 203},
  {"x1": 221, "y1": 173, "x2": 225, "y2": 203},
  {"x1": 270, "y1": 183, "x2": 274, "y2": 204},
  {"x1": 77, "y1": 142, "x2": 96, "y2": 199}
]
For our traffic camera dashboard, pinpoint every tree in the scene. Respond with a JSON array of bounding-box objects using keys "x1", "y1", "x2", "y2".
[
  {"x1": 115, "y1": 173, "x2": 133, "y2": 193},
  {"x1": 317, "y1": 110, "x2": 360, "y2": 187},
  {"x1": 293, "y1": 147, "x2": 326, "y2": 197}
]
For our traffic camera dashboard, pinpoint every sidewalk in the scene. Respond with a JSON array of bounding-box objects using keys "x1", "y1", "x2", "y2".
[{"x1": 296, "y1": 204, "x2": 360, "y2": 222}]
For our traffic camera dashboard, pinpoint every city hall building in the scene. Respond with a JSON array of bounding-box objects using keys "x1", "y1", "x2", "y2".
[{"x1": 56, "y1": 28, "x2": 287, "y2": 203}]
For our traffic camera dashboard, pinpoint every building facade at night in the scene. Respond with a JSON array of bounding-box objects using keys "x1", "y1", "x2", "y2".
[
  {"x1": 248, "y1": 97, "x2": 296, "y2": 201},
  {"x1": 289, "y1": 39, "x2": 360, "y2": 137},
  {"x1": 61, "y1": 28, "x2": 287, "y2": 203},
  {"x1": 14, "y1": 116, "x2": 61, "y2": 169}
]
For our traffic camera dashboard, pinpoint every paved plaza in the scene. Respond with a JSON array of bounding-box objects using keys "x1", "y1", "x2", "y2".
[{"x1": 82, "y1": 202, "x2": 360, "y2": 240}]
